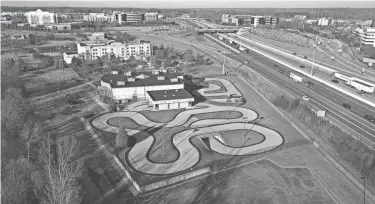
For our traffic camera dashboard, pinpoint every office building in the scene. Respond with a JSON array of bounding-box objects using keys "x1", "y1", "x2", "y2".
[
  {"x1": 25, "y1": 9, "x2": 56, "y2": 25},
  {"x1": 145, "y1": 13, "x2": 159, "y2": 21}
]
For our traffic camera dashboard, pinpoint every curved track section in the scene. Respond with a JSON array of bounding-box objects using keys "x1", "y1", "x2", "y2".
[{"x1": 91, "y1": 78, "x2": 283, "y2": 175}]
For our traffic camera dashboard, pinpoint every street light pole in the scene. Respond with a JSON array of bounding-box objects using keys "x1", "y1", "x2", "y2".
[{"x1": 245, "y1": 117, "x2": 264, "y2": 139}]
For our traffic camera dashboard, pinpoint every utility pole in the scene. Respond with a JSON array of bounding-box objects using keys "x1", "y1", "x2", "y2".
[
  {"x1": 311, "y1": 46, "x2": 316, "y2": 76},
  {"x1": 361, "y1": 176, "x2": 366, "y2": 204}
]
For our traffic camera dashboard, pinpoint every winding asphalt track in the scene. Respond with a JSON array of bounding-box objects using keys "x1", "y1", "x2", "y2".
[{"x1": 92, "y1": 78, "x2": 283, "y2": 175}]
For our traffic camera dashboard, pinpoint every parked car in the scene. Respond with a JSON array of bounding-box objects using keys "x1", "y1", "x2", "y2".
[
  {"x1": 300, "y1": 65, "x2": 305, "y2": 68},
  {"x1": 332, "y1": 79, "x2": 339, "y2": 83},
  {"x1": 244, "y1": 61, "x2": 249, "y2": 64},
  {"x1": 364, "y1": 115, "x2": 375, "y2": 123},
  {"x1": 302, "y1": 95, "x2": 310, "y2": 101},
  {"x1": 342, "y1": 103, "x2": 351, "y2": 109},
  {"x1": 303, "y1": 56, "x2": 308, "y2": 59},
  {"x1": 293, "y1": 52, "x2": 297, "y2": 55},
  {"x1": 274, "y1": 64, "x2": 279, "y2": 68}
]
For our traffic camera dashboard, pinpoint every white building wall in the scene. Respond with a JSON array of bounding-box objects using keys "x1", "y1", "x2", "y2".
[{"x1": 111, "y1": 84, "x2": 184, "y2": 100}]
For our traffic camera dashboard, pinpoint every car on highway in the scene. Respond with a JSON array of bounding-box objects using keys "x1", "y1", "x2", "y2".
[
  {"x1": 292, "y1": 53, "x2": 297, "y2": 55},
  {"x1": 300, "y1": 65, "x2": 305, "y2": 68},
  {"x1": 274, "y1": 64, "x2": 278, "y2": 68},
  {"x1": 146, "y1": 33, "x2": 149, "y2": 34},
  {"x1": 217, "y1": 50, "x2": 221, "y2": 52},
  {"x1": 302, "y1": 95, "x2": 310, "y2": 101},
  {"x1": 277, "y1": 69, "x2": 284, "y2": 73},
  {"x1": 244, "y1": 61, "x2": 249, "y2": 64},
  {"x1": 303, "y1": 56, "x2": 308, "y2": 59},
  {"x1": 342, "y1": 103, "x2": 351, "y2": 109},
  {"x1": 332, "y1": 79, "x2": 339, "y2": 83},
  {"x1": 364, "y1": 115, "x2": 375, "y2": 123}
]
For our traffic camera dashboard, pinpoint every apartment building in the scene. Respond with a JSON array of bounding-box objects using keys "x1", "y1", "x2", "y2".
[
  {"x1": 25, "y1": 9, "x2": 56, "y2": 25},
  {"x1": 77, "y1": 40, "x2": 151, "y2": 60}
]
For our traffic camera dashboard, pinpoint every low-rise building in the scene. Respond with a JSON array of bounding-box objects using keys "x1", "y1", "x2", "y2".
[
  {"x1": 146, "y1": 89, "x2": 194, "y2": 110},
  {"x1": 63, "y1": 52, "x2": 79, "y2": 64},
  {"x1": 318, "y1": 17, "x2": 329, "y2": 26},
  {"x1": 295, "y1": 15, "x2": 307, "y2": 21},
  {"x1": 145, "y1": 13, "x2": 159, "y2": 21},
  {"x1": 99, "y1": 70, "x2": 191, "y2": 108}
]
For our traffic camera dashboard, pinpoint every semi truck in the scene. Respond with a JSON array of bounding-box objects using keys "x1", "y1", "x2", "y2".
[
  {"x1": 290, "y1": 72, "x2": 305, "y2": 83},
  {"x1": 347, "y1": 78, "x2": 375, "y2": 93}
]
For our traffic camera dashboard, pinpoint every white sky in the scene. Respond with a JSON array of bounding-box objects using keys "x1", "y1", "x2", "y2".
[{"x1": 2, "y1": 0, "x2": 375, "y2": 8}]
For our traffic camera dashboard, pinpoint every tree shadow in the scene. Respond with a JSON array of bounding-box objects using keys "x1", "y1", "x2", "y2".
[{"x1": 87, "y1": 167, "x2": 104, "y2": 197}]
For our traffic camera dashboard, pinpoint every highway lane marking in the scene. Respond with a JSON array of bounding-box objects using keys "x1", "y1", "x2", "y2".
[
  {"x1": 239, "y1": 41, "x2": 375, "y2": 125},
  {"x1": 227, "y1": 54, "x2": 375, "y2": 143},
  {"x1": 242, "y1": 34, "x2": 373, "y2": 78},
  {"x1": 179, "y1": 34, "x2": 375, "y2": 145}
]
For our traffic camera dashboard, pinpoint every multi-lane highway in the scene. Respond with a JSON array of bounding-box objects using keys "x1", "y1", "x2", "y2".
[{"x1": 206, "y1": 34, "x2": 375, "y2": 145}]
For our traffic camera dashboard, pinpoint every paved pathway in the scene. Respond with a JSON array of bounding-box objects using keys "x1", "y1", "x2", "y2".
[
  {"x1": 91, "y1": 79, "x2": 283, "y2": 175},
  {"x1": 198, "y1": 78, "x2": 242, "y2": 97}
]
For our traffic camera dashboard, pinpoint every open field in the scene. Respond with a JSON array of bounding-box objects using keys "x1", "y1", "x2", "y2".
[
  {"x1": 23, "y1": 64, "x2": 132, "y2": 204},
  {"x1": 138, "y1": 142, "x2": 370, "y2": 204},
  {"x1": 139, "y1": 157, "x2": 335, "y2": 204},
  {"x1": 21, "y1": 67, "x2": 84, "y2": 98}
]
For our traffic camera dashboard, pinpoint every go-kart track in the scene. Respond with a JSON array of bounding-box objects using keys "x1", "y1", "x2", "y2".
[{"x1": 91, "y1": 78, "x2": 284, "y2": 175}]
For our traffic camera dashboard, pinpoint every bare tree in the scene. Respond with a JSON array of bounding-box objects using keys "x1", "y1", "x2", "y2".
[
  {"x1": 20, "y1": 121, "x2": 42, "y2": 161},
  {"x1": 33, "y1": 135, "x2": 83, "y2": 204},
  {"x1": 1, "y1": 157, "x2": 32, "y2": 204}
]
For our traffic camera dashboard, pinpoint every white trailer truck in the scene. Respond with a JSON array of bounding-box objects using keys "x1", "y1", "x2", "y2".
[{"x1": 290, "y1": 72, "x2": 305, "y2": 83}]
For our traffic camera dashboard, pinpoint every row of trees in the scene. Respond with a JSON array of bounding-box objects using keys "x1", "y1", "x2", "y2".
[{"x1": 1, "y1": 57, "x2": 83, "y2": 204}]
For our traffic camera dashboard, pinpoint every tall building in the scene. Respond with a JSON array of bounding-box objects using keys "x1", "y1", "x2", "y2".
[
  {"x1": 25, "y1": 9, "x2": 56, "y2": 25},
  {"x1": 77, "y1": 40, "x2": 151, "y2": 60}
]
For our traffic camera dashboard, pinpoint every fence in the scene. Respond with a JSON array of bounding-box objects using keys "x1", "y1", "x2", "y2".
[{"x1": 113, "y1": 154, "x2": 142, "y2": 192}]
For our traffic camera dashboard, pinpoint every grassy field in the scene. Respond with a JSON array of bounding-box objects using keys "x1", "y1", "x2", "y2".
[
  {"x1": 139, "y1": 157, "x2": 335, "y2": 204},
  {"x1": 22, "y1": 67, "x2": 84, "y2": 98},
  {"x1": 221, "y1": 129, "x2": 265, "y2": 147},
  {"x1": 24, "y1": 63, "x2": 133, "y2": 204}
]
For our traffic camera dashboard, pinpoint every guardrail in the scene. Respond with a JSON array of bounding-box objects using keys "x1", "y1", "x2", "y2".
[
  {"x1": 204, "y1": 34, "x2": 240, "y2": 54},
  {"x1": 218, "y1": 33, "x2": 375, "y2": 108}
]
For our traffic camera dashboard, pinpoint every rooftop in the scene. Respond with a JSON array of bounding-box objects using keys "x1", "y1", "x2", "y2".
[
  {"x1": 101, "y1": 71, "x2": 184, "y2": 88},
  {"x1": 147, "y1": 89, "x2": 194, "y2": 101}
]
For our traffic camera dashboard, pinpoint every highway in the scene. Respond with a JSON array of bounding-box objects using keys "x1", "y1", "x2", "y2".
[
  {"x1": 238, "y1": 34, "x2": 375, "y2": 83},
  {"x1": 206, "y1": 34, "x2": 375, "y2": 145}
]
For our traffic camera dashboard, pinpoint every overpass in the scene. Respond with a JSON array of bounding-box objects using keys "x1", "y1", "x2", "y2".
[{"x1": 197, "y1": 28, "x2": 239, "y2": 34}]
